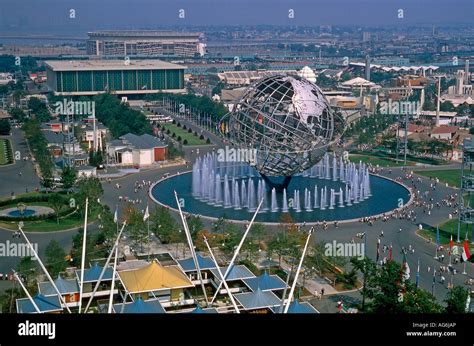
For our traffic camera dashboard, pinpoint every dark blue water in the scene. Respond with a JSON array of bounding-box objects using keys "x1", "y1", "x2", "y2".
[
  {"x1": 151, "y1": 174, "x2": 410, "y2": 223},
  {"x1": 7, "y1": 209, "x2": 36, "y2": 217}
]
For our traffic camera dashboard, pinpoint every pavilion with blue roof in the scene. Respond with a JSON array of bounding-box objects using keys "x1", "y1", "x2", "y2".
[
  {"x1": 177, "y1": 253, "x2": 217, "y2": 272},
  {"x1": 112, "y1": 297, "x2": 166, "y2": 314},
  {"x1": 242, "y1": 272, "x2": 287, "y2": 292},
  {"x1": 271, "y1": 299, "x2": 319, "y2": 314},
  {"x1": 38, "y1": 274, "x2": 80, "y2": 296},
  {"x1": 190, "y1": 306, "x2": 218, "y2": 314},
  {"x1": 16, "y1": 293, "x2": 63, "y2": 314},
  {"x1": 75, "y1": 262, "x2": 114, "y2": 283},
  {"x1": 233, "y1": 287, "x2": 282, "y2": 312}
]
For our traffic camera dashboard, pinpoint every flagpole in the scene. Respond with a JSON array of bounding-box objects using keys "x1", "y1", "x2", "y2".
[
  {"x1": 431, "y1": 269, "x2": 436, "y2": 295},
  {"x1": 434, "y1": 225, "x2": 439, "y2": 259}
]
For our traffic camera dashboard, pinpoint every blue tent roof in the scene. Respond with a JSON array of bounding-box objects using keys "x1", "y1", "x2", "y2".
[
  {"x1": 271, "y1": 300, "x2": 319, "y2": 314},
  {"x1": 242, "y1": 272, "x2": 287, "y2": 292},
  {"x1": 234, "y1": 288, "x2": 281, "y2": 311},
  {"x1": 75, "y1": 262, "x2": 114, "y2": 283},
  {"x1": 210, "y1": 265, "x2": 255, "y2": 283},
  {"x1": 39, "y1": 275, "x2": 79, "y2": 296},
  {"x1": 177, "y1": 254, "x2": 217, "y2": 272},
  {"x1": 16, "y1": 294, "x2": 62, "y2": 313},
  {"x1": 113, "y1": 297, "x2": 165, "y2": 314}
]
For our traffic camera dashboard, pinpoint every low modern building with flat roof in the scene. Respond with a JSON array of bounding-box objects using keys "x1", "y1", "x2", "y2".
[{"x1": 45, "y1": 59, "x2": 186, "y2": 96}]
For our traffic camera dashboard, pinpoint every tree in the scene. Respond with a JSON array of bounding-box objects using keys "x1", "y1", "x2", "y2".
[
  {"x1": 48, "y1": 193, "x2": 64, "y2": 224},
  {"x1": 76, "y1": 177, "x2": 104, "y2": 215},
  {"x1": 124, "y1": 204, "x2": 147, "y2": 251},
  {"x1": 445, "y1": 286, "x2": 469, "y2": 313},
  {"x1": 61, "y1": 165, "x2": 76, "y2": 191},
  {"x1": 45, "y1": 240, "x2": 68, "y2": 277},
  {"x1": 186, "y1": 215, "x2": 204, "y2": 240},
  {"x1": 16, "y1": 256, "x2": 38, "y2": 284},
  {"x1": 0, "y1": 119, "x2": 11, "y2": 135},
  {"x1": 350, "y1": 257, "x2": 378, "y2": 312},
  {"x1": 336, "y1": 269, "x2": 358, "y2": 289},
  {"x1": 250, "y1": 223, "x2": 266, "y2": 250},
  {"x1": 403, "y1": 284, "x2": 444, "y2": 313},
  {"x1": 150, "y1": 206, "x2": 178, "y2": 244}
]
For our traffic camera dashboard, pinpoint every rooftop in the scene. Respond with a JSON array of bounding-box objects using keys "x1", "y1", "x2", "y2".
[
  {"x1": 16, "y1": 294, "x2": 62, "y2": 313},
  {"x1": 120, "y1": 133, "x2": 167, "y2": 149},
  {"x1": 75, "y1": 263, "x2": 114, "y2": 283},
  {"x1": 38, "y1": 275, "x2": 79, "y2": 296},
  {"x1": 177, "y1": 253, "x2": 217, "y2": 272},
  {"x1": 431, "y1": 126, "x2": 459, "y2": 134},
  {"x1": 45, "y1": 59, "x2": 185, "y2": 72},
  {"x1": 113, "y1": 297, "x2": 166, "y2": 314}
]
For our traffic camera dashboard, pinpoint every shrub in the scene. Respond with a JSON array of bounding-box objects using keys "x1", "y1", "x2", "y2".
[
  {"x1": 171, "y1": 132, "x2": 176, "y2": 138},
  {"x1": 177, "y1": 122, "x2": 181, "y2": 127},
  {"x1": 188, "y1": 128, "x2": 192, "y2": 133},
  {"x1": 194, "y1": 131, "x2": 198, "y2": 136},
  {"x1": 183, "y1": 139, "x2": 188, "y2": 145},
  {"x1": 166, "y1": 129, "x2": 171, "y2": 134},
  {"x1": 177, "y1": 136, "x2": 182, "y2": 142},
  {"x1": 206, "y1": 138, "x2": 211, "y2": 144},
  {"x1": 172, "y1": 119, "x2": 176, "y2": 124},
  {"x1": 183, "y1": 125, "x2": 187, "y2": 130},
  {"x1": 199, "y1": 134, "x2": 204, "y2": 140}
]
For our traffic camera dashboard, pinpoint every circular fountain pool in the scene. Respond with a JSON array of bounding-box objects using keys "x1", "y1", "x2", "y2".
[{"x1": 150, "y1": 153, "x2": 412, "y2": 224}]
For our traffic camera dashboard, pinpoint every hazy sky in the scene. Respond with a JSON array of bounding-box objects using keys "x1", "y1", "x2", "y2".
[{"x1": 0, "y1": 0, "x2": 473, "y2": 34}]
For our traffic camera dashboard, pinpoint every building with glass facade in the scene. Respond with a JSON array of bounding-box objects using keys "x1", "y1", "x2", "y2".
[{"x1": 45, "y1": 60, "x2": 186, "y2": 96}]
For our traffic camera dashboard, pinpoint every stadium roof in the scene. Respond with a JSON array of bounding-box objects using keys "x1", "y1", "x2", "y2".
[
  {"x1": 233, "y1": 288, "x2": 281, "y2": 311},
  {"x1": 45, "y1": 59, "x2": 185, "y2": 72},
  {"x1": 271, "y1": 300, "x2": 319, "y2": 314},
  {"x1": 242, "y1": 272, "x2": 287, "y2": 292},
  {"x1": 16, "y1": 294, "x2": 62, "y2": 313},
  {"x1": 113, "y1": 297, "x2": 166, "y2": 314},
  {"x1": 177, "y1": 253, "x2": 217, "y2": 272},
  {"x1": 118, "y1": 260, "x2": 194, "y2": 294},
  {"x1": 341, "y1": 77, "x2": 377, "y2": 87},
  {"x1": 38, "y1": 275, "x2": 79, "y2": 296},
  {"x1": 75, "y1": 262, "x2": 114, "y2": 283},
  {"x1": 88, "y1": 30, "x2": 202, "y2": 38},
  {"x1": 210, "y1": 265, "x2": 256, "y2": 283}
]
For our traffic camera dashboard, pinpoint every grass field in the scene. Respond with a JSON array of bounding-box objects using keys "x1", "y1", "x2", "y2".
[
  {"x1": 0, "y1": 138, "x2": 13, "y2": 165},
  {"x1": 418, "y1": 218, "x2": 473, "y2": 245},
  {"x1": 349, "y1": 154, "x2": 408, "y2": 167},
  {"x1": 161, "y1": 123, "x2": 208, "y2": 146},
  {"x1": 415, "y1": 169, "x2": 461, "y2": 188},
  {"x1": 0, "y1": 210, "x2": 98, "y2": 232}
]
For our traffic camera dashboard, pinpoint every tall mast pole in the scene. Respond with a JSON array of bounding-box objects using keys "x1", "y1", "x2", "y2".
[
  {"x1": 78, "y1": 198, "x2": 89, "y2": 313},
  {"x1": 283, "y1": 228, "x2": 313, "y2": 313},
  {"x1": 210, "y1": 198, "x2": 264, "y2": 304}
]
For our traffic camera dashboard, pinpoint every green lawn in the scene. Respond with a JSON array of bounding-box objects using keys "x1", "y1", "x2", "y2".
[
  {"x1": 0, "y1": 138, "x2": 13, "y2": 165},
  {"x1": 0, "y1": 210, "x2": 98, "y2": 232},
  {"x1": 161, "y1": 123, "x2": 208, "y2": 146},
  {"x1": 418, "y1": 218, "x2": 472, "y2": 245},
  {"x1": 415, "y1": 169, "x2": 461, "y2": 188},
  {"x1": 349, "y1": 154, "x2": 407, "y2": 167}
]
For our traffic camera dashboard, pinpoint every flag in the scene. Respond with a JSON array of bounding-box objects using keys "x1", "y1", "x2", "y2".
[
  {"x1": 461, "y1": 239, "x2": 471, "y2": 262},
  {"x1": 376, "y1": 238, "x2": 380, "y2": 262},
  {"x1": 143, "y1": 205, "x2": 150, "y2": 221},
  {"x1": 415, "y1": 258, "x2": 420, "y2": 288},
  {"x1": 113, "y1": 207, "x2": 118, "y2": 224},
  {"x1": 401, "y1": 252, "x2": 410, "y2": 281},
  {"x1": 389, "y1": 244, "x2": 393, "y2": 262},
  {"x1": 449, "y1": 235, "x2": 453, "y2": 255}
]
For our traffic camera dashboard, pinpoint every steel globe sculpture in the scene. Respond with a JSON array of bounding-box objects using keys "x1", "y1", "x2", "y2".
[{"x1": 221, "y1": 74, "x2": 344, "y2": 182}]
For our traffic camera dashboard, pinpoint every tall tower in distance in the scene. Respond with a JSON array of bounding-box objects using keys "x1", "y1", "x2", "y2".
[
  {"x1": 365, "y1": 55, "x2": 371, "y2": 81},
  {"x1": 465, "y1": 59, "x2": 470, "y2": 85}
]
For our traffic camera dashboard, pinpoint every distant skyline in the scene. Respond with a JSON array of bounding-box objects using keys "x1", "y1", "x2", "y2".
[{"x1": 0, "y1": 0, "x2": 473, "y2": 35}]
